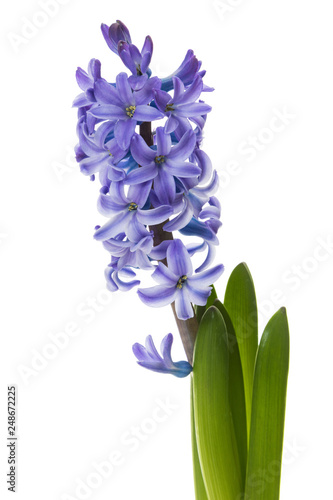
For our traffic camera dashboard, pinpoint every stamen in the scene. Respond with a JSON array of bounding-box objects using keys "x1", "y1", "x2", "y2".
[
  {"x1": 176, "y1": 275, "x2": 188, "y2": 289},
  {"x1": 155, "y1": 155, "x2": 165, "y2": 164},
  {"x1": 125, "y1": 105, "x2": 136, "y2": 118},
  {"x1": 128, "y1": 202, "x2": 138, "y2": 211},
  {"x1": 165, "y1": 103, "x2": 175, "y2": 112}
]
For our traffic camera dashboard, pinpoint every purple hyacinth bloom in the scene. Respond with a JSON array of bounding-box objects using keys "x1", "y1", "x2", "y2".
[
  {"x1": 77, "y1": 119, "x2": 128, "y2": 179},
  {"x1": 101, "y1": 21, "x2": 153, "y2": 90},
  {"x1": 161, "y1": 49, "x2": 203, "y2": 92},
  {"x1": 91, "y1": 73, "x2": 163, "y2": 149},
  {"x1": 105, "y1": 266, "x2": 140, "y2": 292},
  {"x1": 101, "y1": 20, "x2": 132, "y2": 54},
  {"x1": 73, "y1": 59, "x2": 101, "y2": 108},
  {"x1": 154, "y1": 75, "x2": 212, "y2": 134},
  {"x1": 103, "y1": 229, "x2": 154, "y2": 272},
  {"x1": 132, "y1": 334, "x2": 192, "y2": 377},
  {"x1": 138, "y1": 239, "x2": 224, "y2": 320},
  {"x1": 118, "y1": 38, "x2": 153, "y2": 90},
  {"x1": 128, "y1": 127, "x2": 201, "y2": 205},
  {"x1": 95, "y1": 181, "x2": 173, "y2": 242}
]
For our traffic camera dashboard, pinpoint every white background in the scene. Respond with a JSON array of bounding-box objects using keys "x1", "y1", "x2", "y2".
[{"x1": 1, "y1": 0, "x2": 333, "y2": 499}]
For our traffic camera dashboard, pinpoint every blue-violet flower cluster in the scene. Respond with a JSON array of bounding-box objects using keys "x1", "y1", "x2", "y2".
[{"x1": 74, "y1": 20, "x2": 223, "y2": 324}]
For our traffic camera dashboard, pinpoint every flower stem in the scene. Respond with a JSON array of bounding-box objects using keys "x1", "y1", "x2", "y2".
[{"x1": 140, "y1": 121, "x2": 198, "y2": 364}]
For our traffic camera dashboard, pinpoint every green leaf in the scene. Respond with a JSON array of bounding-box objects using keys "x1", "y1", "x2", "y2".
[
  {"x1": 214, "y1": 300, "x2": 247, "y2": 483},
  {"x1": 244, "y1": 307, "x2": 289, "y2": 500},
  {"x1": 195, "y1": 285, "x2": 218, "y2": 323},
  {"x1": 192, "y1": 306, "x2": 243, "y2": 500},
  {"x1": 191, "y1": 377, "x2": 209, "y2": 500},
  {"x1": 224, "y1": 263, "x2": 258, "y2": 440}
]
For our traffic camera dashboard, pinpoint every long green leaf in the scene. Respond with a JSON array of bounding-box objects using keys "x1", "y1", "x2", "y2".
[
  {"x1": 192, "y1": 306, "x2": 243, "y2": 500},
  {"x1": 244, "y1": 307, "x2": 289, "y2": 500},
  {"x1": 224, "y1": 263, "x2": 258, "y2": 440},
  {"x1": 214, "y1": 300, "x2": 247, "y2": 483},
  {"x1": 191, "y1": 377, "x2": 209, "y2": 500}
]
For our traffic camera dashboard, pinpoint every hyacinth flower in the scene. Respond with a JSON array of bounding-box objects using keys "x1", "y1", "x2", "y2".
[
  {"x1": 133, "y1": 334, "x2": 192, "y2": 378},
  {"x1": 154, "y1": 74, "x2": 212, "y2": 133},
  {"x1": 95, "y1": 181, "x2": 173, "y2": 242},
  {"x1": 128, "y1": 127, "x2": 201, "y2": 205},
  {"x1": 76, "y1": 119, "x2": 128, "y2": 179},
  {"x1": 91, "y1": 73, "x2": 163, "y2": 149},
  {"x1": 73, "y1": 19, "x2": 290, "y2": 500},
  {"x1": 101, "y1": 20, "x2": 153, "y2": 90},
  {"x1": 72, "y1": 58, "x2": 101, "y2": 108},
  {"x1": 138, "y1": 239, "x2": 224, "y2": 320}
]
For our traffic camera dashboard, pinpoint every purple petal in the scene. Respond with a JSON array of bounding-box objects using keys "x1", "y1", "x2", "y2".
[
  {"x1": 186, "y1": 282, "x2": 211, "y2": 306},
  {"x1": 113, "y1": 269, "x2": 140, "y2": 291},
  {"x1": 128, "y1": 180, "x2": 152, "y2": 207},
  {"x1": 149, "y1": 241, "x2": 172, "y2": 261},
  {"x1": 97, "y1": 186, "x2": 128, "y2": 216},
  {"x1": 94, "y1": 211, "x2": 132, "y2": 241},
  {"x1": 116, "y1": 72, "x2": 135, "y2": 105},
  {"x1": 91, "y1": 104, "x2": 126, "y2": 120},
  {"x1": 154, "y1": 169, "x2": 176, "y2": 205},
  {"x1": 94, "y1": 79, "x2": 123, "y2": 107},
  {"x1": 167, "y1": 239, "x2": 193, "y2": 277},
  {"x1": 163, "y1": 199, "x2": 193, "y2": 232},
  {"x1": 128, "y1": 74, "x2": 148, "y2": 91},
  {"x1": 195, "y1": 149, "x2": 212, "y2": 184},
  {"x1": 101, "y1": 23, "x2": 116, "y2": 52},
  {"x1": 79, "y1": 153, "x2": 110, "y2": 176},
  {"x1": 130, "y1": 134, "x2": 156, "y2": 166},
  {"x1": 173, "y1": 76, "x2": 185, "y2": 102},
  {"x1": 153, "y1": 89, "x2": 171, "y2": 112},
  {"x1": 176, "y1": 102, "x2": 212, "y2": 118},
  {"x1": 134, "y1": 105, "x2": 164, "y2": 121},
  {"x1": 189, "y1": 264, "x2": 224, "y2": 287},
  {"x1": 199, "y1": 205, "x2": 220, "y2": 219},
  {"x1": 114, "y1": 119, "x2": 136, "y2": 150},
  {"x1": 94, "y1": 121, "x2": 115, "y2": 149},
  {"x1": 156, "y1": 127, "x2": 172, "y2": 156},
  {"x1": 145, "y1": 335, "x2": 163, "y2": 361},
  {"x1": 76, "y1": 68, "x2": 91, "y2": 91},
  {"x1": 126, "y1": 165, "x2": 157, "y2": 185},
  {"x1": 126, "y1": 217, "x2": 150, "y2": 242},
  {"x1": 118, "y1": 43, "x2": 137, "y2": 74},
  {"x1": 165, "y1": 159, "x2": 201, "y2": 178},
  {"x1": 73, "y1": 92, "x2": 91, "y2": 108},
  {"x1": 137, "y1": 205, "x2": 173, "y2": 225},
  {"x1": 142, "y1": 35, "x2": 153, "y2": 57},
  {"x1": 168, "y1": 129, "x2": 196, "y2": 161},
  {"x1": 177, "y1": 74, "x2": 203, "y2": 105},
  {"x1": 137, "y1": 285, "x2": 177, "y2": 307},
  {"x1": 174, "y1": 288, "x2": 194, "y2": 320},
  {"x1": 132, "y1": 342, "x2": 154, "y2": 363},
  {"x1": 164, "y1": 115, "x2": 179, "y2": 134},
  {"x1": 152, "y1": 263, "x2": 178, "y2": 286},
  {"x1": 135, "y1": 76, "x2": 161, "y2": 105},
  {"x1": 160, "y1": 333, "x2": 174, "y2": 368},
  {"x1": 195, "y1": 243, "x2": 216, "y2": 273},
  {"x1": 88, "y1": 58, "x2": 101, "y2": 80}
]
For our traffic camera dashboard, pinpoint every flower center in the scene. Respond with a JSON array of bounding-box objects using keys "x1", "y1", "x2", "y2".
[
  {"x1": 136, "y1": 64, "x2": 143, "y2": 76},
  {"x1": 125, "y1": 105, "x2": 136, "y2": 118},
  {"x1": 155, "y1": 155, "x2": 165, "y2": 164},
  {"x1": 165, "y1": 103, "x2": 174, "y2": 112},
  {"x1": 176, "y1": 275, "x2": 188, "y2": 289},
  {"x1": 128, "y1": 202, "x2": 138, "y2": 211},
  {"x1": 108, "y1": 150, "x2": 113, "y2": 157}
]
